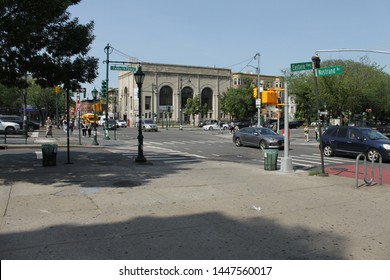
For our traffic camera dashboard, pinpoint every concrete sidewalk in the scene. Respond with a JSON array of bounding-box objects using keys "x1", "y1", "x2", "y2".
[{"x1": 1, "y1": 132, "x2": 390, "y2": 260}]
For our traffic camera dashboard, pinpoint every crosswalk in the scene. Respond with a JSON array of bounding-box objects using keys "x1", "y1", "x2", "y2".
[
  {"x1": 106, "y1": 144, "x2": 206, "y2": 164},
  {"x1": 257, "y1": 153, "x2": 356, "y2": 169}
]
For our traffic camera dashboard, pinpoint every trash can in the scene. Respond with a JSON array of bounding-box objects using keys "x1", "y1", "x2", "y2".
[
  {"x1": 41, "y1": 144, "x2": 58, "y2": 166},
  {"x1": 263, "y1": 149, "x2": 278, "y2": 171}
]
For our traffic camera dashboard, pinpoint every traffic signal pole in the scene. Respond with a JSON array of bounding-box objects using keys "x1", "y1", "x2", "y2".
[{"x1": 279, "y1": 81, "x2": 293, "y2": 172}]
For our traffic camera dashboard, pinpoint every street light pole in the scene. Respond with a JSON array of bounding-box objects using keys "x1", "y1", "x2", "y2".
[
  {"x1": 134, "y1": 66, "x2": 146, "y2": 163},
  {"x1": 103, "y1": 44, "x2": 111, "y2": 140},
  {"x1": 91, "y1": 88, "x2": 99, "y2": 146},
  {"x1": 179, "y1": 77, "x2": 183, "y2": 130}
]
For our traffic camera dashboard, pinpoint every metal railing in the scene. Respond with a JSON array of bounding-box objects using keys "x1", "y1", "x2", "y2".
[{"x1": 355, "y1": 153, "x2": 382, "y2": 188}]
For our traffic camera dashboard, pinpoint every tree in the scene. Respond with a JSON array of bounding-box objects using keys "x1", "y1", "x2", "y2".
[
  {"x1": 221, "y1": 79, "x2": 255, "y2": 121},
  {"x1": 0, "y1": 84, "x2": 23, "y2": 114},
  {"x1": 0, "y1": 0, "x2": 98, "y2": 90},
  {"x1": 286, "y1": 58, "x2": 390, "y2": 124},
  {"x1": 185, "y1": 95, "x2": 207, "y2": 126}
]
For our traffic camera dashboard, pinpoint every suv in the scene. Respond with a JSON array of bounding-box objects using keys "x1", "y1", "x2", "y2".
[
  {"x1": 141, "y1": 119, "x2": 158, "y2": 132},
  {"x1": 0, "y1": 119, "x2": 20, "y2": 134},
  {"x1": 0, "y1": 115, "x2": 40, "y2": 131},
  {"x1": 321, "y1": 126, "x2": 390, "y2": 162}
]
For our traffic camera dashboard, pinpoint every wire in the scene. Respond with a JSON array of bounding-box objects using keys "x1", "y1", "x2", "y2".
[{"x1": 224, "y1": 56, "x2": 254, "y2": 69}]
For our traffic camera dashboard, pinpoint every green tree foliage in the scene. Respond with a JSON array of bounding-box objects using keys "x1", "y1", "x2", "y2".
[
  {"x1": 185, "y1": 95, "x2": 207, "y2": 126},
  {"x1": 286, "y1": 58, "x2": 390, "y2": 123},
  {"x1": 0, "y1": 0, "x2": 98, "y2": 90},
  {"x1": 0, "y1": 84, "x2": 23, "y2": 114},
  {"x1": 221, "y1": 79, "x2": 255, "y2": 120}
]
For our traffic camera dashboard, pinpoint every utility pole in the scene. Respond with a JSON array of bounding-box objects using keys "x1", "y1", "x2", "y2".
[
  {"x1": 255, "y1": 53, "x2": 261, "y2": 126},
  {"x1": 103, "y1": 44, "x2": 111, "y2": 140}
]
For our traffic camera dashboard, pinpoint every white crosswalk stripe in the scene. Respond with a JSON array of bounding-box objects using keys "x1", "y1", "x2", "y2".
[
  {"x1": 106, "y1": 144, "x2": 206, "y2": 164},
  {"x1": 276, "y1": 153, "x2": 355, "y2": 168}
]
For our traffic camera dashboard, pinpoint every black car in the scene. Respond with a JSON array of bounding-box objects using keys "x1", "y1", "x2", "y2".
[
  {"x1": 233, "y1": 127, "x2": 284, "y2": 150},
  {"x1": 0, "y1": 115, "x2": 40, "y2": 131},
  {"x1": 321, "y1": 126, "x2": 390, "y2": 162}
]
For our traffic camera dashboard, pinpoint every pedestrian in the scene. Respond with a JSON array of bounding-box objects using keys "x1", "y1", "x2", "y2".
[
  {"x1": 229, "y1": 121, "x2": 235, "y2": 134},
  {"x1": 87, "y1": 121, "x2": 92, "y2": 137},
  {"x1": 304, "y1": 124, "x2": 309, "y2": 142},
  {"x1": 63, "y1": 119, "x2": 67, "y2": 133},
  {"x1": 69, "y1": 119, "x2": 74, "y2": 135},
  {"x1": 315, "y1": 124, "x2": 319, "y2": 142},
  {"x1": 45, "y1": 116, "x2": 53, "y2": 137},
  {"x1": 82, "y1": 121, "x2": 87, "y2": 136}
]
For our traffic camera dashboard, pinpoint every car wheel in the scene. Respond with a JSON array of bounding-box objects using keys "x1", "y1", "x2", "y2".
[
  {"x1": 259, "y1": 140, "x2": 267, "y2": 150},
  {"x1": 367, "y1": 148, "x2": 380, "y2": 162},
  {"x1": 235, "y1": 137, "x2": 242, "y2": 147},
  {"x1": 28, "y1": 126, "x2": 34, "y2": 132},
  {"x1": 323, "y1": 145, "x2": 334, "y2": 157},
  {"x1": 5, "y1": 127, "x2": 15, "y2": 134},
  {"x1": 209, "y1": 127, "x2": 213, "y2": 130}
]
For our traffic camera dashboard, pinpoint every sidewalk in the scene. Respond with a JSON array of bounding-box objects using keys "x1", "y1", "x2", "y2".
[{"x1": 1, "y1": 129, "x2": 390, "y2": 260}]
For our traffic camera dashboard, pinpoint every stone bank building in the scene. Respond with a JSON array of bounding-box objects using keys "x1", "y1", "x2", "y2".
[{"x1": 118, "y1": 63, "x2": 231, "y2": 127}]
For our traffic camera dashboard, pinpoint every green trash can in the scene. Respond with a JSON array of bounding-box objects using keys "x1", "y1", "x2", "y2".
[
  {"x1": 41, "y1": 144, "x2": 58, "y2": 166},
  {"x1": 263, "y1": 149, "x2": 278, "y2": 171}
]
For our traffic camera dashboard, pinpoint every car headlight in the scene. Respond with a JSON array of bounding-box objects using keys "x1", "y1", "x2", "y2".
[{"x1": 383, "y1": 144, "x2": 390, "y2": 150}]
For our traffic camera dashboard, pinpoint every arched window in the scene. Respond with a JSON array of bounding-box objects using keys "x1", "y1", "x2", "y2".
[
  {"x1": 201, "y1": 87, "x2": 213, "y2": 110},
  {"x1": 181, "y1": 86, "x2": 193, "y2": 108},
  {"x1": 159, "y1": 86, "x2": 173, "y2": 106}
]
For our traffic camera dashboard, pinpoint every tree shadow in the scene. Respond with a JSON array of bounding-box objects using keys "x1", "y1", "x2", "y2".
[{"x1": 0, "y1": 148, "x2": 347, "y2": 259}]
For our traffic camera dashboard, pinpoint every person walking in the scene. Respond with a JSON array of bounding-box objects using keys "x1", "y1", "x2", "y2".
[
  {"x1": 303, "y1": 124, "x2": 309, "y2": 142},
  {"x1": 87, "y1": 121, "x2": 92, "y2": 137},
  {"x1": 81, "y1": 122, "x2": 87, "y2": 136},
  {"x1": 45, "y1": 116, "x2": 53, "y2": 137}
]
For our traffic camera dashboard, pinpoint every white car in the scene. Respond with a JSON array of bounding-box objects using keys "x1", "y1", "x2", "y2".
[
  {"x1": 0, "y1": 120, "x2": 20, "y2": 134},
  {"x1": 116, "y1": 119, "x2": 127, "y2": 128},
  {"x1": 202, "y1": 123, "x2": 221, "y2": 131}
]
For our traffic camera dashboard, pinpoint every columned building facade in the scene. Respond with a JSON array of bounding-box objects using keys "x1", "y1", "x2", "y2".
[{"x1": 118, "y1": 63, "x2": 231, "y2": 127}]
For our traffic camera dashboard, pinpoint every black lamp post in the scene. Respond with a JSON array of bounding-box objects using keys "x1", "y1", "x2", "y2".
[
  {"x1": 91, "y1": 88, "x2": 99, "y2": 146},
  {"x1": 134, "y1": 66, "x2": 146, "y2": 163}
]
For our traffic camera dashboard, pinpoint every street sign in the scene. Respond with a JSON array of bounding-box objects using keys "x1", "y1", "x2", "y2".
[
  {"x1": 291, "y1": 62, "x2": 312, "y2": 72},
  {"x1": 316, "y1": 65, "x2": 343, "y2": 77},
  {"x1": 110, "y1": 65, "x2": 137, "y2": 71}
]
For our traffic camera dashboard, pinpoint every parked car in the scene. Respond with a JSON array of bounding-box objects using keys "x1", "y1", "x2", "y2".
[
  {"x1": 116, "y1": 119, "x2": 127, "y2": 128},
  {"x1": 321, "y1": 126, "x2": 390, "y2": 162},
  {"x1": 233, "y1": 127, "x2": 284, "y2": 150},
  {"x1": 0, "y1": 115, "x2": 40, "y2": 131},
  {"x1": 141, "y1": 119, "x2": 158, "y2": 132},
  {"x1": 0, "y1": 120, "x2": 20, "y2": 134}
]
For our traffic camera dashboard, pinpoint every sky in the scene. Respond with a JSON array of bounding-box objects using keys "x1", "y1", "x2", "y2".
[{"x1": 69, "y1": 0, "x2": 390, "y2": 98}]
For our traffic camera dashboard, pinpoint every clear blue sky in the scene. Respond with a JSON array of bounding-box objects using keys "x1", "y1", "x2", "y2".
[{"x1": 69, "y1": 0, "x2": 390, "y2": 98}]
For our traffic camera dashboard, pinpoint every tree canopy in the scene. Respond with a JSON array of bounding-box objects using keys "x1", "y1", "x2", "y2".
[
  {"x1": 0, "y1": 0, "x2": 98, "y2": 89},
  {"x1": 287, "y1": 58, "x2": 390, "y2": 123}
]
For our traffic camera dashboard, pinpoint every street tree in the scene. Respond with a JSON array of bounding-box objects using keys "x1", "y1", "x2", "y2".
[
  {"x1": 221, "y1": 79, "x2": 255, "y2": 121},
  {"x1": 0, "y1": 0, "x2": 98, "y2": 90},
  {"x1": 185, "y1": 95, "x2": 207, "y2": 126}
]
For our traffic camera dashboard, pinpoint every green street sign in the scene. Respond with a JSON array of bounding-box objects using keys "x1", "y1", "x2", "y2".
[
  {"x1": 291, "y1": 62, "x2": 313, "y2": 72},
  {"x1": 316, "y1": 66, "x2": 343, "y2": 77},
  {"x1": 110, "y1": 65, "x2": 137, "y2": 71}
]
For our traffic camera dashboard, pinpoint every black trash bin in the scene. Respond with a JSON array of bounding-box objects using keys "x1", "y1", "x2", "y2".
[
  {"x1": 263, "y1": 149, "x2": 278, "y2": 170},
  {"x1": 41, "y1": 144, "x2": 58, "y2": 166}
]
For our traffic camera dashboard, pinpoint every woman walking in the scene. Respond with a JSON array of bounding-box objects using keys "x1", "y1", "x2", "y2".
[{"x1": 45, "y1": 116, "x2": 53, "y2": 137}]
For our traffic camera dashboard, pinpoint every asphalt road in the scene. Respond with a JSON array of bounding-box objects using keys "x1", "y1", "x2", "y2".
[{"x1": 97, "y1": 126, "x2": 389, "y2": 172}]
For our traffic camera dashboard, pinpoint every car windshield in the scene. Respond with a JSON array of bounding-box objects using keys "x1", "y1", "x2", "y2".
[
  {"x1": 143, "y1": 119, "x2": 154, "y2": 124},
  {"x1": 365, "y1": 129, "x2": 389, "y2": 140},
  {"x1": 258, "y1": 128, "x2": 278, "y2": 135}
]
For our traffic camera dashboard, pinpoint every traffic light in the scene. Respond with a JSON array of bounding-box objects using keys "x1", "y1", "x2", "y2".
[
  {"x1": 54, "y1": 86, "x2": 61, "y2": 94},
  {"x1": 101, "y1": 80, "x2": 107, "y2": 97},
  {"x1": 312, "y1": 55, "x2": 321, "y2": 69},
  {"x1": 253, "y1": 87, "x2": 258, "y2": 99}
]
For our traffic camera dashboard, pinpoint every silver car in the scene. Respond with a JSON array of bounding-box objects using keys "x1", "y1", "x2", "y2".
[
  {"x1": 233, "y1": 127, "x2": 284, "y2": 149},
  {"x1": 141, "y1": 119, "x2": 158, "y2": 132},
  {"x1": 0, "y1": 120, "x2": 20, "y2": 134}
]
